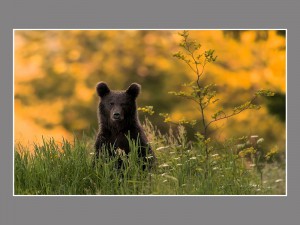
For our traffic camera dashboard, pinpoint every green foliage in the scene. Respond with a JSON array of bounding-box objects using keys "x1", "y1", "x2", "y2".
[
  {"x1": 255, "y1": 89, "x2": 276, "y2": 97},
  {"x1": 171, "y1": 31, "x2": 275, "y2": 139},
  {"x1": 159, "y1": 113, "x2": 172, "y2": 123},
  {"x1": 173, "y1": 30, "x2": 217, "y2": 78},
  {"x1": 14, "y1": 30, "x2": 284, "y2": 195},
  {"x1": 138, "y1": 105, "x2": 155, "y2": 115},
  {"x1": 168, "y1": 30, "x2": 277, "y2": 177},
  {"x1": 14, "y1": 121, "x2": 285, "y2": 195},
  {"x1": 171, "y1": 31, "x2": 274, "y2": 143}
]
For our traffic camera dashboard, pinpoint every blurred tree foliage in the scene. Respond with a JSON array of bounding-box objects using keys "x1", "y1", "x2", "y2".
[{"x1": 14, "y1": 30, "x2": 286, "y2": 153}]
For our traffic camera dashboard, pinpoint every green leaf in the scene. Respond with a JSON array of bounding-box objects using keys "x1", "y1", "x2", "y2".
[
  {"x1": 211, "y1": 109, "x2": 224, "y2": 120},
  {"x1": 255, "y1": 89, "x2": 275, "y2": 97}
]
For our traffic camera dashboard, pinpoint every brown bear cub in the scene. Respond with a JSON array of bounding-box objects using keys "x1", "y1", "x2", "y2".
[{"x1": 94, "y1": 82, "x2": 156, "y2": 170}]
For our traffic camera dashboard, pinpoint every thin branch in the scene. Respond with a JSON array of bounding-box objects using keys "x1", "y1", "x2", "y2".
[
  {"x1": 205, "y1": 96, "x2": 258, "y2": 130},
  {"x1": 199, "y1": 100, "x2": 206, "y2": 136},
  {"x1": 182, "y1": 59, "x2": 197, "y2": 74}
]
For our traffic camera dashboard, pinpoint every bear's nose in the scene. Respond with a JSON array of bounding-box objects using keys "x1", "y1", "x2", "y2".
[{"x1": 113, "y1": 112, "x2": 121, "y2": 120}]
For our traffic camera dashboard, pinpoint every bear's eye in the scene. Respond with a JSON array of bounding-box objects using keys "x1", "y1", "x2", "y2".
[{"x1": 110, "y1": 102, "x2": 114, "y2": 106}]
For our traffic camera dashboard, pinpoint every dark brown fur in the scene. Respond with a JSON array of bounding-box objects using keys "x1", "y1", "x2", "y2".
[{"x1": 94, "y1": 82, "x2": 155, "y2": 169}]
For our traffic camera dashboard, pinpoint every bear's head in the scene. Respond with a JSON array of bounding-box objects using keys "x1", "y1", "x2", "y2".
[{"x1": 96, "y1": 82, "x2": 141, "y2": 124}]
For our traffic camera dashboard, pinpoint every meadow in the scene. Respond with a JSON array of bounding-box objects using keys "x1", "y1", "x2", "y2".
[
  {"x1": 14, "y1": 119, "x2": 285, "y2": 195},
  {"x1": 14, "y1": 30, "x2": 286, "y2": 195}
]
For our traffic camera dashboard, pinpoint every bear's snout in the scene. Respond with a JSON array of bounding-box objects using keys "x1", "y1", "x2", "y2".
[
  {"x1": 110, "y1": 106, "x2": 124, "y2": 121},
  {"x1": 113, "y1": 112, "x2": 121, "y2": 120}
]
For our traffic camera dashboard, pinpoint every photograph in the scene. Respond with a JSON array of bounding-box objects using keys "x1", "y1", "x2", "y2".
[{"x1": 13, "y1": 29, "x2": 286, "y2": 195}]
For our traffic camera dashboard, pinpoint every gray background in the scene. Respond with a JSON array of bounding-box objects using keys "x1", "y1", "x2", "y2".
[{"x1": 1, "y1": 0, "x2": 299, "y2": 225}]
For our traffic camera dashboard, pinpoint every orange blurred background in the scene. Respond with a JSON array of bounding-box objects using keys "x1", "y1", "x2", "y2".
[{"x1": 14, "y1": 30, "x2": 286, "y2": 152}]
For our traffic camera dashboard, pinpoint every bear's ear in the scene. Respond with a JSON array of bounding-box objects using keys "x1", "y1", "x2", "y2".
[
  {"x1": 96, "y1": 82, "x2": 110, "y2": 97},
  {"x1": 126, "y1": 83, "x2": 141, "y2": 98}
]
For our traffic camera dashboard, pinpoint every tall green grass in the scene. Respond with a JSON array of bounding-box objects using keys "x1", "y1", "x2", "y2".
[{"x1": 14, "y1": 121, "x2": 285, "y2": 195}]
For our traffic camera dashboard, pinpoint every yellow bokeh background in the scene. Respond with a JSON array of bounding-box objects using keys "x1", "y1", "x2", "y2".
[{"x1": 14, "y1": 30, "x2": 286, "y2": 152}]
